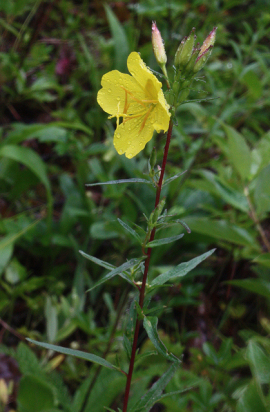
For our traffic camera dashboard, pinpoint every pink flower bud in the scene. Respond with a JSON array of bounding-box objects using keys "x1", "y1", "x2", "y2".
[
  {"x1": 199, "y1": 27, "x2": 217, "y2": 57},
  {"x1": 152, "y1": 21, "x2": 167, "y2": 65}
]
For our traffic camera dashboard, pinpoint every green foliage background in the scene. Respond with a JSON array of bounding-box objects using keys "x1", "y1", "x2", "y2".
[{"x1": 0, "y1": 0, "x2": 270, "y2": 411}]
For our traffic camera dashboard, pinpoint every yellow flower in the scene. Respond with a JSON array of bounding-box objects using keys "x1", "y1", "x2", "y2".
[{"x1": 97, "y1": 52, "x2": 171, "y2": 158}]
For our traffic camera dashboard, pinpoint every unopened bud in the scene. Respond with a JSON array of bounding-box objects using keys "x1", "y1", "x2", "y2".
[
  {"x1": 199, "y1": 27, "x2": 217, "y2": 57},
  {"x1": 193, "y1": 45, "x2": 213, "y2": 73},
  {"x1": 152, "y1": 21, "x2": 167, "y2": 65},
  {"x1": 185, "y1": 45, "x2": 200, "y2": 73},
  {"x1": 174, "y1": 38, "x2": 186, "y2": 67},
  {"x1": 175, "y1": 28, "x2": 196, "y2": 68},
  {"x1": 153, "y1": 198, "x2": 166, "y2": 222}
]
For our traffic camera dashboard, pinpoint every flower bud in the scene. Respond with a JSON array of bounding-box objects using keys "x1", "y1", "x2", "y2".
[
  {"x1": 152, "y1": 21, "x2": 167, "y2": 65},
  {"x1": 174, "y1": 28, "x2": 196, "y2": 68},
  {"x1": 193, "y1": 45, "x2": 213, "y2": 73},
  {"x1": 198, "y1": 27, "x2": 217, "y2": 57},
  {"x1": 152, "y1": 198, "x2": 166, "y2": 222},
  {"x1": 174, "y1": 38, "x2": 186, "y2": 67},
  {"x1": 184, "y1": 44, "x2": 200, "y2": 73}
]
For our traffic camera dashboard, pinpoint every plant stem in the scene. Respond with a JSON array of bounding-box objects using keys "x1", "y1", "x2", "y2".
[
  {"x1": 122, "y1": 119, "x2": 173, "y2": 412},
  {"x1": 245, "y1": 187, "x2": 270, "y2": 253}
]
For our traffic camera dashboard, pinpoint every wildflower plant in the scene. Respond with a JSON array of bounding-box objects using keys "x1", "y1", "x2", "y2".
[{"x1": 28, "y1": 24, "x2": 217, "y2": 411}]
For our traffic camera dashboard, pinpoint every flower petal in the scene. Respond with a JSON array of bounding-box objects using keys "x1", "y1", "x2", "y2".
[
  {"x1": 113, "y1": 116, "x2": 154, "y2": 159},
  {"x1": 151, "y1": 90, "x2": 171, "y2": 133},
  {"x1": 97, "y1": 70, "x2": 145, "y2": 116},
  {"x1": 127, "y1": 52, "x2": 162, "y2": 96}
]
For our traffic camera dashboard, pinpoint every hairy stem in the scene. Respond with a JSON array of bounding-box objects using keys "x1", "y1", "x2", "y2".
[{"x1": 122, "y1": 120, "x2": 173, "y2": 412}]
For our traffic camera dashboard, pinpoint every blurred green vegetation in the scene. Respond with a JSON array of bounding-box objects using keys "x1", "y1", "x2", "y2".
[{"x1": 1, "y1": 0, "x2": 270, "y2": 411}]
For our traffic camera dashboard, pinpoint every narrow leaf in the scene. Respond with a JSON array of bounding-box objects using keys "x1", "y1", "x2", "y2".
[
  {"x1": 146, "y1": 233, "x2": 184, "y2": 248},
  {"x1": 183, "y1": 217, "x2": 259, "y2": 249},
  {"x1": 117, "y1": 218, "x2": 142, "y2": 243},
  {"x1": 86, "y1": 178, "x2": 151, "y2": 187},
  {"x1": 227, "y1": 279, "x2": 270, "y2": 299},
  {"x1": 151, "y1": 249, "x2": 215, "y2": 287},
  {"x1": 173, "y1": 219, "x2": 191, "y2": 233},
  {"x1": 246, "y1": 340, "x2": 270, "y2": 384},
  {"x1": 254, "y1": 165, "x2": 270, "y2": 215},
  {"x1": 79, "y1": 251, "x2": 115, "y2": 271},
  {"x1": 130, "y1": 363, "x2": 180, "y2": 412},
  {"x1": 223, "y1": 124, "x2": 251, "y2": 180},
  {"x1": 104, "y1": 4, "x2": 129, "y2": 72},
  {"x1": 27, "y1": 339, "x2": 122, "y2": 373},
  {"x1": 143, "y1": 316, "x2": 180, "y2": 363},
  {"x1": 163, "y1": 170, "x2": 186, "y2": 186},
  {"x1": 86, "y1": 258, "x2": 141, "y2": 291},
  {"x1": 157, "y1": 386, "x2": 200, "y2": 402}
]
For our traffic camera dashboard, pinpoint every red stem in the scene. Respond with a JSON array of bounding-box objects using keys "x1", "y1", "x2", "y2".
[{"x1": 122, "y1": 119, "x2": 173, "y2": 412}]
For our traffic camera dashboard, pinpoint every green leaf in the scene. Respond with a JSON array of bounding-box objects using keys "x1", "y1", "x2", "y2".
[
  {"x1": 199, "y1": 170, "x2": 249, "y2": 212},
  {"x1": 117, "y1": 218, "x2": 142, "y2": 243},
  {"x1": 17, "y1": 375, "x2": 56, "y2": 412},
  {"x1": 0, "y1": 145, "x2": 52, "y2": 221},
  {"x1": 5, "y1": 258, "x2": 27, "y2": 284},
  {"x1": 86, "y1": 258, "x2": 141, "y2": 291},
  {"x1": 236, "y1": 380, "x2": 267, "y2": 412},
  {"x1": 0, "y1": 239, "x2": 13, "y2": 277},
  {"x1": 253, "y1": 253, "x2": 270, "y2": 268},
  {"x1": 246, "y1": 340, "x2": 270, "y2": 384},
  {"x1": 79, "y1": 251, "x2": 115, "y2": 271},
  {"x1": 86, "y1": 178, "x2": 151, "y2": 187},
  {"x1": 72, "y1": 375, "x2": 92, "y2": 412},
  {"x1": 223, "y1": 124, "x2": 251, "y2": 180},
  {"x1": 0, "y1": 219, "x2": 41, "y2": 277},
  {"x1": 183, "y1": 217, "x2": 259, "y2": 249},
  {"x1": 143, "y1": 316, "x2": 180, "y2": 363},
  {"x1": 163, "y1": 170, "x2": 186, "y2": 187},
  {"x1": 151, "y1": 249, "x2": 215, "y2": 288},
  {"x1": 241, "y1": 70, "x2": 262, "y2": 100},
  {"x1": 26, "y1": 339, "x2": 122, "y2": 373},
  {"x1": 90, "y1": 221, "x2": 118, "y2": 240},
  {"x1": 16, "y1": 342, "x2": 43, "y2": 376},
  {"x1": 130, "y1": 363, "x2": 180, "y2": 412},
  {"x1": 146, "y1": 233, "x2": 184, "y2": 248},
  {"x1": 45, "y1": 296, "x2": 58, "y2": 343},
  {"x1": 227, "y1": 279, "x2": 270, "y2": 299},
  {"x1": 254, "y1": 165, "x2": 270, "y2": 215},
  {"x1": 104, "y1": 4, "x2": 129, "y2": 72}
]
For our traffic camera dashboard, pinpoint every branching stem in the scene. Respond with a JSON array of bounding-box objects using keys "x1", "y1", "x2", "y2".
[{"x1": 122, "y1": 119, "x2": 173, "y2": 412}]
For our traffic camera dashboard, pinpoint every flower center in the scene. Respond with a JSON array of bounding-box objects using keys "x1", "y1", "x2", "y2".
[{"x1": 109, "y1": 84, "x2": 158, "y2": 131}]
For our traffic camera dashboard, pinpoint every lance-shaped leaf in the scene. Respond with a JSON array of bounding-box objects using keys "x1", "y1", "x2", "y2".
[
  {"x1": 117, "y1": 218, "x2": 142, "y2": 243},
  {"x1": 27, "y1": 339, "x2": 123, "y2": 374},
  {"x1": 163, "y1": 170, "x2": 186, "y2": 187},
  {"x1": 246, "y1": 340, "x2": 270, "y2": 384},
  {"x1": 86, "y1": 178, "x2": 151, "y2": 187},
  {"x1": 130, "y1": 362, "x2": 180, "y2": 412},
  {"x1": 85, "y1": 258, "x2": 142, "y2": 291},
  {"x1": 146, "y1": 233, "x2": 184, "y2": 248},
  {"x1": 143, "y1": 316, "x2": 180, "y2": 363},
  {"x1": 79, "y1": 251, "x2": 115, "y2": 270},
  {"x1": 150, "y1": 249, "x2": 215, "y2": 288}
]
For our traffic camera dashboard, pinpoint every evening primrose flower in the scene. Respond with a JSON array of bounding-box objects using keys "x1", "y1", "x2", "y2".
[{"x1": 97, "y1": 52, "x2": 171, "y2": 159}]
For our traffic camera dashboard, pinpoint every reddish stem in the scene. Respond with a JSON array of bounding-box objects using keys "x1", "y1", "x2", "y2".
[{"x1": 122, "y1": 119, "x2": 173, "y2": 412}]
